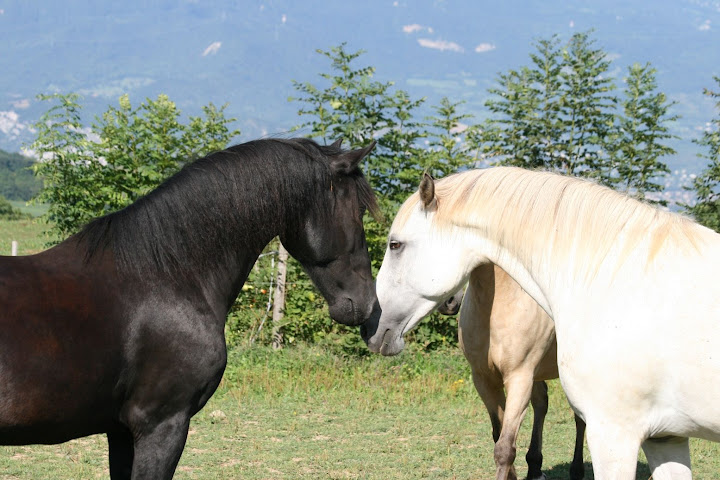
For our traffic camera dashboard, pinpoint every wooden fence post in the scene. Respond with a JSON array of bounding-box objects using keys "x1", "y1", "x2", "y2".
[
  {"x1": 271, "y1": 244, "x2": 288, "y2": 349},
  {"x1": 11, "y1": 240, "x2": 18, "y2": 256}
]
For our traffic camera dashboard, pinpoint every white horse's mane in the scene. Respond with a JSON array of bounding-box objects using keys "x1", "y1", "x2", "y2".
[{"x1": 395, "y1": 167, "x2": 704, "y2": 283}]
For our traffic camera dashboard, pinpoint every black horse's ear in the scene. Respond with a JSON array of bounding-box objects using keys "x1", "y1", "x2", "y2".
[
  {"x1": 330, "y1": 138, "x2": 343, "y2": 149},
  {"x1": 330, "y1": 140, "x2": 376, "y2": 174},
  {"x1": 419, "y1": 172, "x2": 436, "y2": 208}
]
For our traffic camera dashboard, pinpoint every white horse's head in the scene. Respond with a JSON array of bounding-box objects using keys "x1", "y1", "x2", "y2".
[{"x1": 362, "y1": 174, "x2": 479, "y2": 355}]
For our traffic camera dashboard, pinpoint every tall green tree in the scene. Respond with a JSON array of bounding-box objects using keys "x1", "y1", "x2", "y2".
[
  {"x1": 424, "y1": 97, "x2": 476, "y2": 179},
  {"x1": 609, "y1": 63, "x2": 678, "y2": 206},
  {"x1": 474, "y1": 31, "x2": 618, "y2": 183},
  {"x1": 290, "y1": 43, "x2": 429, "y2": 277},
  {"x1": 477, "y1": 37, "x2": 562, "y2": 169},
  {"x1": 29, "y1": 93, "x2": 239, "y2": 239},
  {"x1": 556, "y1": 31, "x2": 616, "y2": 178},
  {"x1": 291, "y1": 43, "x2": 390, "y2": 149},
  {"x1": 365, "y1": 89, "x2": 429, "y2": 206},
  {"x1": 291, "y1": 43, "x2": 429, "y2": 203},
  {"x1": 685, "y1": 76, "x2": 720, "y2": 230},
  {"x1": 477, "y1": 66, "x2": 541, "y2": 168}
]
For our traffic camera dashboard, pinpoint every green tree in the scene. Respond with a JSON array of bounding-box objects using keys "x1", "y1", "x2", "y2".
[
  {"x1": 93, "y1": 94, "x2": 237, "y2": 211},
  {"x1": 477, "y1": 36, "x2": 564, "y2": 169},
  {"x1": 684, "y1": 76, "x2": 720, "y2": 230},
  {"x1": 291, "y1": 43, "x2": 431, "y2": 203},
  {"x1": 424, "y1": 97, "x2": 476, "y2": 179},
  {"x1": 29, "y1": 93, "x2": 239, "y2": 239},
  {"x1": 474, "y1": 31, "x2": 618, "y2": 183},
  {"x1": 291, "y1": 44, "x2": 389, "y2": 148},
  {"x1": 30, "y1": 93, "x2": 104, "y2": 238},
  {"x1": 556, "y1": 31, "x2": 616, "y2": 178},
  {"x1": 608, "y1": 63, "x2": 678, "y2": 206},
  {"x1": 290, "y1": 43, "x2": 433, "y2": 268},
  {"x1": 476, "y1": 66, "x2": 541, "y2": 167}
]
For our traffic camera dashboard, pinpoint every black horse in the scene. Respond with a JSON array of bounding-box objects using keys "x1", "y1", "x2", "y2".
[{"x1": 0, "y1": 138, "x2": 379, "y2": 479}]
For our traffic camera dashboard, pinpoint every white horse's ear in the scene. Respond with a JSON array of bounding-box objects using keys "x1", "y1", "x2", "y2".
[{"x1": 419, "y1": 172, "x2": 436, "y2": 209}]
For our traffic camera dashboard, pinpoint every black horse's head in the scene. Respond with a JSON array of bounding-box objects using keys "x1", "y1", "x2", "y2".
[{"x1": 280, "y1": 139, "x2": 380, "y2": 326}]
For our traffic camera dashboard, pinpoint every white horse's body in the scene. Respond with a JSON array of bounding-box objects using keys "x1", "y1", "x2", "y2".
[{"x1": 365, "y1": 168, "x2": 720, "y2": 479}]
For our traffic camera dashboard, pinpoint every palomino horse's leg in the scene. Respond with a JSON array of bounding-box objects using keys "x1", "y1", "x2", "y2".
[
  {"x1": 584, "y1": 423, "x2": 641, "y2": 480},
  {"x1": 525, "y1": 381, "x2": 548, "y2": 480},
  {"x1": 641, "y1": 436, "x2": 692, "y2": 480},
  {"x1": 129, "y1": 412, "x2": 191, "y2": 480},
  {"x1": 108, "y1": 427, "x2": 134, "y2": 480},
  {"x1": 569, "y1": 414, "x2": 586, "y2": 480},
  {"x1": 472, "y1": 372, "x2": 505, "y2": 443},
  {"x1": 494, "y1": 373, "x2": 535, "y2": 480}
]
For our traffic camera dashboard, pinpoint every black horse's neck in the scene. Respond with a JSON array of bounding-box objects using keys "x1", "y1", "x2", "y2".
[{"x1": 75, "y1": 139, "x2": 335, "y2": 311}]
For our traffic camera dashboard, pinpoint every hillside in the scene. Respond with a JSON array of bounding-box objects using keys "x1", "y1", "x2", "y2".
[{"x1": 0, "y1": 149, "x2": 41, "y2": 201}]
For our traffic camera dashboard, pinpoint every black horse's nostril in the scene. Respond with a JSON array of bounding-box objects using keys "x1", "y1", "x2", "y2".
[{"x1": 360, "y1": 301, "x2": 381, "y2": 344}]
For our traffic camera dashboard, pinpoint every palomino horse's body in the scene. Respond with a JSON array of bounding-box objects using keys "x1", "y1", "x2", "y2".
[
  {"x1": 364, "y1": 167, "x2": 720, "y2": 480},
  {"x1": 459, "y1": 264, "x2": 585, "y2": 480},
  {"x1": 0, "y1": 138, "x2": 380, "y2": 479}
]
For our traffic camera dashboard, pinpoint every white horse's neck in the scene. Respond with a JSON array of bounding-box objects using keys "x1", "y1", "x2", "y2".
[{"x1": 464, "y1": 231, "x2": 558, "y2": 318}]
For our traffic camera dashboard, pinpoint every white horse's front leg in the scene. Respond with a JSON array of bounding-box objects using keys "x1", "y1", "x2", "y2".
[
  {"x1": 642, "y1": 436, "x2": 692, "y2": 480},
  {"x1": 585, "y1": 423, "x2": 642, "y2": 480}
]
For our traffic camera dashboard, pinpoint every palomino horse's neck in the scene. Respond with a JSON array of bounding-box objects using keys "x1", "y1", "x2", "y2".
[{"x1": 479, "y1": 240, "x2": 557, "y2": 319}]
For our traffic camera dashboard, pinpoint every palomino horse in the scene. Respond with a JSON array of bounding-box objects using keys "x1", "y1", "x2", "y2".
[
  {"x1": 364, "y1": 168, "x2": 720, "y2": 480},
  {"x1": 459, "y1": 264, "x2": 585, "y2": 480},
  {"x1": 0, "y1": 138, "x2": 380, "y2": 480}
]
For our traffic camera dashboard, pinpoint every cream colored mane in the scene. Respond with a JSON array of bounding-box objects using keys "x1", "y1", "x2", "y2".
[{"x1": 395, "y1": 167, "x2": 703, "y2": 283}]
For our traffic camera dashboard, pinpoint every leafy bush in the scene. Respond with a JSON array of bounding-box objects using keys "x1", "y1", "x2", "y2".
[{"x1": 28, "y1": 93, "x2": 239, "y2": 239}]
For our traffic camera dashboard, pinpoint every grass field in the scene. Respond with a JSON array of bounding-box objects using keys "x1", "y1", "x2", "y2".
[
  {"x1": 0, "y1": 218, "x2": 52, "y2": 255},
  {"x1": 0, "y1": 345, "x2": 718, "y2": 479},
  {"x1": 0, "y1": 219, "x2": 719, "y2": 479}
]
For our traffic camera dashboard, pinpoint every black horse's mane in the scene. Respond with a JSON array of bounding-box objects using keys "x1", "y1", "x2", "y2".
[{"x1": 76, "y1": 137, "x2": 378, "y2": 278}]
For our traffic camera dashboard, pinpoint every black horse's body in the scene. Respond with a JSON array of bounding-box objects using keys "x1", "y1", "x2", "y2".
[{"x1": 0, "y1": 138, "x2": 379, "y2": 479}]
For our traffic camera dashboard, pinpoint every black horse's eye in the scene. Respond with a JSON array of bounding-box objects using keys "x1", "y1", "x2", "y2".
[{"x1": 388, "y1": 240, "x2": 402, "y2": 251}]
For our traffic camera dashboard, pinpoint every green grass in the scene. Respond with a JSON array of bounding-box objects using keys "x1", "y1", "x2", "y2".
[
  {"x1": 0, "y1": 218, "x2": 53, "y2": 255},
  {"x1": 0, "y1": 345, "x2": 718, "y2": 479}
]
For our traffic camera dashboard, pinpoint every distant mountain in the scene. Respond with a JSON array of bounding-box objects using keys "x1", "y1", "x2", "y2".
[
  {"x1": 1, "y1": 0, "x2": 719, "y2": 184},
  {"x1": 0, "y1": 149, "x2": 41, "y2": 201}
]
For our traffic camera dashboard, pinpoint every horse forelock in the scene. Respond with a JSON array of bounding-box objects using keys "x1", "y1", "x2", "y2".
[{"x1": 396, "y1": 167, "x2": 705, "y2": 284}]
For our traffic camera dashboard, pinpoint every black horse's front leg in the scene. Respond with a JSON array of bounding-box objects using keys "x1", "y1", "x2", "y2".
[
  {"x1": 127, "y1": 412, "x2": 191, "y2": 480},
  {"x1": 108, "y1": 426, "x2": 134, "y2": 480}
]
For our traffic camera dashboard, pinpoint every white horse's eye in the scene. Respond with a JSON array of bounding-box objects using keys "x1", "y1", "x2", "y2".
[{"x1": 389, "y1": 240, "x2": 403, "y2": 251}]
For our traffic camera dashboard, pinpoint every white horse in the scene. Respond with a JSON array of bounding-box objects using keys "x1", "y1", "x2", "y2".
[{"x1": 362, "y1": 167, "x2": 720, "y2": 480}]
